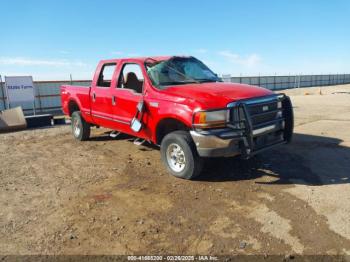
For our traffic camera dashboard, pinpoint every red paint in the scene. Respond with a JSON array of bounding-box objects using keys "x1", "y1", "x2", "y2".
[{"x1": 61, "y1": 57, "x2": 273, "y2": 144}]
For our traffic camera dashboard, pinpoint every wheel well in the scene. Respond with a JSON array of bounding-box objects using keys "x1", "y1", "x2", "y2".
[
  {"x1": 156, "y1": 118, "x2": 189, "y2": 145},
  {"x1": 68, "y1": 100, "x2": 80, "y2": 116}
]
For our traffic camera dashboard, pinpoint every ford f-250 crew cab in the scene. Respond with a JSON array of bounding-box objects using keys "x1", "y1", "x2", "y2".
[{"x1": 61, "y1": 56, "x2": 293, "y2": 179}]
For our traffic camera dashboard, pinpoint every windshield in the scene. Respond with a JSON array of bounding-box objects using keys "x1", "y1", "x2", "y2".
[{"x1": 146, "y1": 57, "x2": 220, "y2": 89}]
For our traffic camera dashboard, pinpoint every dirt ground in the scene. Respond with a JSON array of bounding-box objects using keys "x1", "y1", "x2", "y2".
[{"x1": 1, "y1": 84, "x2": 350, "y2": 256}]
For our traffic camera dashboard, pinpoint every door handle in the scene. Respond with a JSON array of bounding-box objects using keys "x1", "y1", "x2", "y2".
[
  {"x1": 112, "y1": 95, "x2": 116, "y2": 106},
  {"x1": 92, "y1": 92, "x2": 96, "y2": 102}
]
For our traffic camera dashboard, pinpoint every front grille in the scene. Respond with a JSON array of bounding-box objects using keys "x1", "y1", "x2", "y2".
[
  {"x1": 227, "y1": 95, "x2": 288, "y2": 153},
  {"x1": 229, "y1": 96, "x2": 284, "y2": 133},
  {"x1": 248, "y1": 100, "x2": 278, "y2": 115},
  {"x1": 246, "y1": 97, "x2": 284, "y2": 150},
  {"x1": 247, "y1": 99, "x2": 279, "y2": 127},
  {"x1": 251, "y1": 111, "x2": 278, "y2": 126}
]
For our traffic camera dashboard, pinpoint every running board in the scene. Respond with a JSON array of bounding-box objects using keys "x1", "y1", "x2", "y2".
[
  {"x1": 133, "y1": 138, "x2": 146, "y2": 146},
  {"x1": 110, "y1": 131, "x2": 121, "y2": 138}
]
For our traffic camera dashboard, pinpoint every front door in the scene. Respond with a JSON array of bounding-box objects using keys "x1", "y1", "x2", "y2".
[{"x1": 111, "y1": 63, "x2": 149, "y2": 139}]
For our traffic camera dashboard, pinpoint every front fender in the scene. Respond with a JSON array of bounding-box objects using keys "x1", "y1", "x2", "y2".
[{"x1": 148, "y1": 102, "x2": 194, "y2": 143}]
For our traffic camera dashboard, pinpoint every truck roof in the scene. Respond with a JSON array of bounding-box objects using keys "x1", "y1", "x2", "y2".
[
  {"x1": 100, "y1": 55, "x2": 192, "y2": 64},
  {"x1": 100, "y1": 56, "x2": 171, "y2": 64}
]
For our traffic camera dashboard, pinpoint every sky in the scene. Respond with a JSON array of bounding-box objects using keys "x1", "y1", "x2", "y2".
[{"x1": 0, "y1": 0, "x2": 349, "y2": 80}]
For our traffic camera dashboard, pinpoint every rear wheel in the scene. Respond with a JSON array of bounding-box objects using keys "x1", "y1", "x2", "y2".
[
  {"x1": 71, "y1": 111, "x2": 90, "y2": 141},
  {"x1": 160, "y1": 131, "x2": 203, "y2": 180}
]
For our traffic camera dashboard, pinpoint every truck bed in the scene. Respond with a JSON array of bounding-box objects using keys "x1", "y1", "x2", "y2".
[{"x1": 60, "y1": 85, "x2": 91, "y2": 116}]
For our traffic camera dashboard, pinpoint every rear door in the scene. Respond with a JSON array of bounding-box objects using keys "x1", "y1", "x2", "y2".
[{"x1": 90, "y1": 62, "x2": 118, "y2": 129}]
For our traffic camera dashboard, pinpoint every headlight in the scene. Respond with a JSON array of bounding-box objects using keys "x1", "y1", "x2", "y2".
[{"x1": 193, "y1": 109, "x2": 229, "y2": 129}]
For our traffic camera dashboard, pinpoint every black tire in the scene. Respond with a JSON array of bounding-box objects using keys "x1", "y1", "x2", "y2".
[
  {"x1": 160, "y1": 130, "x2": 203, "y2": 180},
  {"x1": 71, "y1": 111, "x2": 90, "y2": 141},
  {"x1": 282, "y1": 96, "x2": 294, "y2": 143}
]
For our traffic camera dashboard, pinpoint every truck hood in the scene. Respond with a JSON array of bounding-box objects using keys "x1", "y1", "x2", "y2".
[{"x1": 162, "y1": 82, "x2": 274, "y2": 109}]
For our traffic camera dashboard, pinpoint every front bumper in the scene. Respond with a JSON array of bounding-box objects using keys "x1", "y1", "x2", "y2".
[
  {"x1": 190, "y1": 94, "x2": 294, "y2": 158},
  {"x1": 190, "y1": 130, "x2": 242, "y2": 157},
  {"x1": 190, "y1": 124, "x2": 286, "y2": 158}
]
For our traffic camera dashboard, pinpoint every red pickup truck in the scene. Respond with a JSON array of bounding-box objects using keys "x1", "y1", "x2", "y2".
[{"x1": 61, "y1": 56, "x2": 293, "y2": 179}]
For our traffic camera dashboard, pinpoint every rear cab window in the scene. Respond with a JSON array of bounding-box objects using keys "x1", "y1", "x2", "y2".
[{"x1": 97, "y1": 63, "x2": 117, "y2": 87}]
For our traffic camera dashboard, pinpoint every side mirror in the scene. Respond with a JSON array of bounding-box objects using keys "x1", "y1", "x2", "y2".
[{"x1": 131, "y1": 117, "x2": 142, "y2": 132}]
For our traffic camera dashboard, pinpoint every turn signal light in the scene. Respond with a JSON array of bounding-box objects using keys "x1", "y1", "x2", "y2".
[{"x1": 193, "y1": 110, "x2": 229, "y2": 129}]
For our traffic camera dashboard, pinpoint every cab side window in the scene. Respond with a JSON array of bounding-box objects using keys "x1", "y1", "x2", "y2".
[
  {"x1": 97, "y1": 63, "x2": 116, "y2": 87},
  {"x1": 118, "y1": 64, "x2": 144, "y2": 93}
]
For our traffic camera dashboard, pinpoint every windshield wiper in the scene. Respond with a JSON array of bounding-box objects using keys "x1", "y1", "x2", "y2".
[{"x1": 195, "y1": 79, "x2": 219, "y2": 83}]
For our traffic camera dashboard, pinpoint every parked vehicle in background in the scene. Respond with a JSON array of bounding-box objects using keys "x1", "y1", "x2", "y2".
[{"x1": 61, "y1": 56, "x2": 294, "y2": 179}]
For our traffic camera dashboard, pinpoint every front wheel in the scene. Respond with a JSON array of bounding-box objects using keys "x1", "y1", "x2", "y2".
[
  {"x1": 160, "y1": 131, "x2": 203, "y2": 180},
  {"x1": 71, "y1": 111, "x2": 90, "y2": 141}
]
